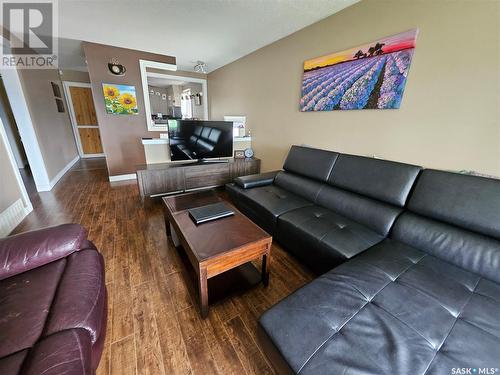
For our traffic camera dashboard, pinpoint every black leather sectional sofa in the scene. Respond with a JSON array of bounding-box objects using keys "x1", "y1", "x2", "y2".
[{"x1": 226, "y1": 145, "x2": 500, "y2": 374}]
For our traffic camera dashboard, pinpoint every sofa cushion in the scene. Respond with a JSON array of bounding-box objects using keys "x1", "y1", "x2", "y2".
[
  {"x1": 259, "y1": 239, "x2": 500, "y2": 374},
  {"x1": 276, "y1": 205, "x2": 383, "y2": 273},
  {"x1": 0, "y1": 223, "x2": 87, "y2": 281},
  {"x1": 0, "y1": 258, "x2": 66, "y2": 358},
  {"x1": 22, "y1": 329, "x2": 93, "y2": 375},
  {"x1": 392, "y1": 212, "x2": 500, "y2": 284},
  {"x1": 226, "y1": 181, "x2": 243, "y2": 200},
  {"x1": 316, "y1": 184, "x2": 402, "y2": 236},
  {"x1": 282, "y1": 145, "x2": 338, "y2": 182},
  {"x1": 0, "y1": 350, "x2": 28, "y2": 375},
  {"x1": 393, "y1": 170, "x2": 500, "y2": 282},
  {"x1": 44, "y1": 250, "x2": 106, "y2": 344},
  {"x1": 274, "y1": 171, "x2": 324, "y2": 201},
  {"x1": 328, "y1": 154, "x2": 421, "y2": 207},
  {"x1": 234, "y1": 171, "x2": 279, "y2": 189},
  {"x1": 408, "y1": 169, "x2": 500, "y2": 240},
  {"x1": 233, "y1": 184, "x2": 313, "y2": 234}
]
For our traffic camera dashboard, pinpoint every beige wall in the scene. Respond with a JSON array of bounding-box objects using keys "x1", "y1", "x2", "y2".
[
  {"x1": 18, "y1": 69, "x2": 79, "y2": 180},
  {"x1": 0, "y1": 134, "x2": 23, "y2": 212},
  {"x1": 83, "y1": 42, "x2": 207, "y2": 176},
  {"x1": 208, "y1": 0, "x2": 500, "y2": 175}
]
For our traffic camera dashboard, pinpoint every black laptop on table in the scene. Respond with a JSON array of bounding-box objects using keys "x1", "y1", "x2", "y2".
[{"x1": 188, "y1": 202, "x2": 234, "y2": 225}]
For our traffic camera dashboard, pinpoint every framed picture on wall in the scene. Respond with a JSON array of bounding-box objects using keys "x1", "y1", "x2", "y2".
[
  {"x1": 300, "y1": 28, "x2": 418, "y2": 111},
  {"x1": 102, "y1": 83, "x2": 139, "y2": 115}
]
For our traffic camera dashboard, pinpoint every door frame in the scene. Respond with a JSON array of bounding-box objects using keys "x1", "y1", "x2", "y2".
[
  {"x1": 0, "y1": 68, "x2": 51, "y2": 191},
  {"x1": 0, "y1": 117, "x2": 33, "y2": 214},
  {"x1": 62, "y1": 81, "x2": 105, "y2": 158}
]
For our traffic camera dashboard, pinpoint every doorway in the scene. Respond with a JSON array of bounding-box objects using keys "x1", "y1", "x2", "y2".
[
  {"x1": 63, "y1": 81, "x2": 104, "y2": 158},
  {"x1": 0, "y1": 77, "x2": 36, "y2": 197}
]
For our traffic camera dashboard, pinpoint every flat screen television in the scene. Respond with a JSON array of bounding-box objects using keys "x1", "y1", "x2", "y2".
[{"x1": 167, "y1": 120, "x2": 233, "y2": 161}]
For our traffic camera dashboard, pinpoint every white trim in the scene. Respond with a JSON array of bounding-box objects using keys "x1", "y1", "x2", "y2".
[
  {"x1": 0, "y1": 117, "x2": 32, "y2": 213},
  {"x1": 234, "y1": 136, "x2": 252, "y2": 141},
  {"x1": 64, "y1": 82, "x2": 92, "y2": 87},
  {"x1": 141, "y1": 138, "x2": 169, "y2": 145},
  {"x1": 1, "y1": 67, "x2": 51, "y2": 191},
  {"x1": 82, "y1": 153, "x2": 105, "y2": 158},
  {"x1": 139, "y1": 59, "x2": 183, "y2": 132},
  {"x1": 49, "y1": 155, "x2": 79, "y2": 188},
  {"x1": 0, "y1": 199, "x2": 29, "y2": 237},
  {"x1": 109, "y1": 173, "x2": 137, "y2": 182}
]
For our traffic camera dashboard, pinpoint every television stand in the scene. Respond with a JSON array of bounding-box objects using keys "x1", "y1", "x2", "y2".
[
  {"x1": 197, "y1": 159, "x2": 230, "y2": 164},
  {"x1": 136, "y1": 158, "x2": 260, "y2": 200}
]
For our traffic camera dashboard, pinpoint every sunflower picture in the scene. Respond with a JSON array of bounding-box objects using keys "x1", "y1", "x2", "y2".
[{"x1": 102, "y1": 84, "x2": 138, "y2": 115}]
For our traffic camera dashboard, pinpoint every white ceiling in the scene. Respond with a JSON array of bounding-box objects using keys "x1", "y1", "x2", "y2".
[
  {"x1": 58, "y1": 0, "x2": 359, "y2": 73},
  {"x1": 147, "y1": 77, "x2": 189, "y2": 87}
]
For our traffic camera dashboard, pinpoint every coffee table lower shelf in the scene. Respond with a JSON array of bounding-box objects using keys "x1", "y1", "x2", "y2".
[
  {"x1": 176, "y1": 244, "x2": 265, "y2": 303},
  {"x1": 162, "y1": 190, "x2": 272, "y2": 319},
  {"x1": 173, "y1": 239, "x2": 269, "y2": 317}
]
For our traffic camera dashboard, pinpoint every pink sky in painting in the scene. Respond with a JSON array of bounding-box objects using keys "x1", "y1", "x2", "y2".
[{"x1": 304, "y1": 29, "x2": 418, "y2": 71}]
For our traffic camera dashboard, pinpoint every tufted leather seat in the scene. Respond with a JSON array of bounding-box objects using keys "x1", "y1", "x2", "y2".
[
  {"x1": 277, "y1": 205, "x2": 383, "y2": 273},
  {"x1": 257, "y1": 167, "x2": 500, "y2": 374},
  {"x1": 229, "y1": 146, "x2": 421, "y2": 273},
  {"x1": 227, "y1": 146, "x2": 340, "y2": 235},
  {"x1": 259, "y1": 239, "x2": 500, "y2": 374},
  {"x1": 227, "y1": 184, "x2": 313, "y2": 234}
]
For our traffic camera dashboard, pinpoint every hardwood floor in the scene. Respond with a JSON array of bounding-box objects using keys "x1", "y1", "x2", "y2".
[{"x1": 12, "y1": 158, "x2": 314, "y2": 375}]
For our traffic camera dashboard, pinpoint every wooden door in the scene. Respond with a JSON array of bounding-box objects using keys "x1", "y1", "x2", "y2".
[{"x1": 64, "y1": 82, "x2": 104, "y2": 157}]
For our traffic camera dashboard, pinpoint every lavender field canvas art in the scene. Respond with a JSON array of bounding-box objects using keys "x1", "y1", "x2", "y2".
[{"x1": 300, "y1": 29, "x2": 418, "y2": 111}]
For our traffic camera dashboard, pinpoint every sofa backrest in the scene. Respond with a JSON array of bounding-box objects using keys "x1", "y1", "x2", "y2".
[
  {"x1": 282, "y1": 145, "x2": 338, "y2": 181},
  {"x1": 315, "y1": 154, "x2": 421, "y2": 236},
  {"x1": 392, "y1": 170, "x2": 500, "y2": 283},
  {"x1": 275, "y1": 145, "x2": 339, "y2": 200},
  {"x1": 274, "y1": 171, "x2": 325, "y2": 201},
  {"x1": 328, "y1": 154, "x2": 422, "y2": 207}
]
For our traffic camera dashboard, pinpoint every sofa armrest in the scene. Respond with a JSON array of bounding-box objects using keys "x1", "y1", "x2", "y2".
[
  {"x1": 234, "y1": 171, "x2": 280, "y2": 189},
  {"x1": 0, "y1": 224, "x2": 87, "y2": 280}
]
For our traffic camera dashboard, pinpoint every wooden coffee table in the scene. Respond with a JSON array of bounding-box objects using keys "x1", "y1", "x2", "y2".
[{"x1": 163, "y1": 190, "x2": 272, "y2": 318}]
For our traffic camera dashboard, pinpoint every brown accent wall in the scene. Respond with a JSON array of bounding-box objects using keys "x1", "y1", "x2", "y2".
[
  {"x1": 83, "y1": 42, "x2": 207, "y2": 177},
  {"x1": 208, "y1": 0, "x2": 500, "y2": 176},
  {"x1": 18, "y1": 69, "x2": 79, "y2": 180}
]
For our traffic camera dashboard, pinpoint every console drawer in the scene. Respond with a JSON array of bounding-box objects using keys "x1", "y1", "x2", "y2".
[
  {"x1": 184, "y1": 163, "x2": 230, "y2": 190},
  {"x1": 139, "y1": 168, "x2": 185, "y2": 196}
]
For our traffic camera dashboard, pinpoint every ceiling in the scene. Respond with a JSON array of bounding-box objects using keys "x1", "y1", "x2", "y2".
[
  {"x1": 58, "y1": 0, "x2": 359, "y2": 73},
  {"x1": 147, "y1": 77, "x2": 190, "y2": 87}
]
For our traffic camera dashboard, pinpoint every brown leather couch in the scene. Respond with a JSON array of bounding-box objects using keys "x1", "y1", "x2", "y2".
[{"x1": 0, "y1": 224, "x2": 107, "y2": 375}]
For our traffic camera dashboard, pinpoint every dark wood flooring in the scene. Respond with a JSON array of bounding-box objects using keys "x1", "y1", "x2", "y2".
[{"x1": 12, "y1": 158, "x2": 314, "y2": 375}]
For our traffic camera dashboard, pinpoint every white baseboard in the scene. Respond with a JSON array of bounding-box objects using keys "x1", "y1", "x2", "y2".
[
  {"x1": 109, "y1": 173, "x2": 137, "y2": 182},
  {"x1": 49, "y1": 155, "x2": 80, "y2": 189},
  {"x1": 82, "y1": 153, "x2": 105, "y2": 159},
  {"x1": 0, "y1": 199, "x2": 32, "y2": 237}
]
